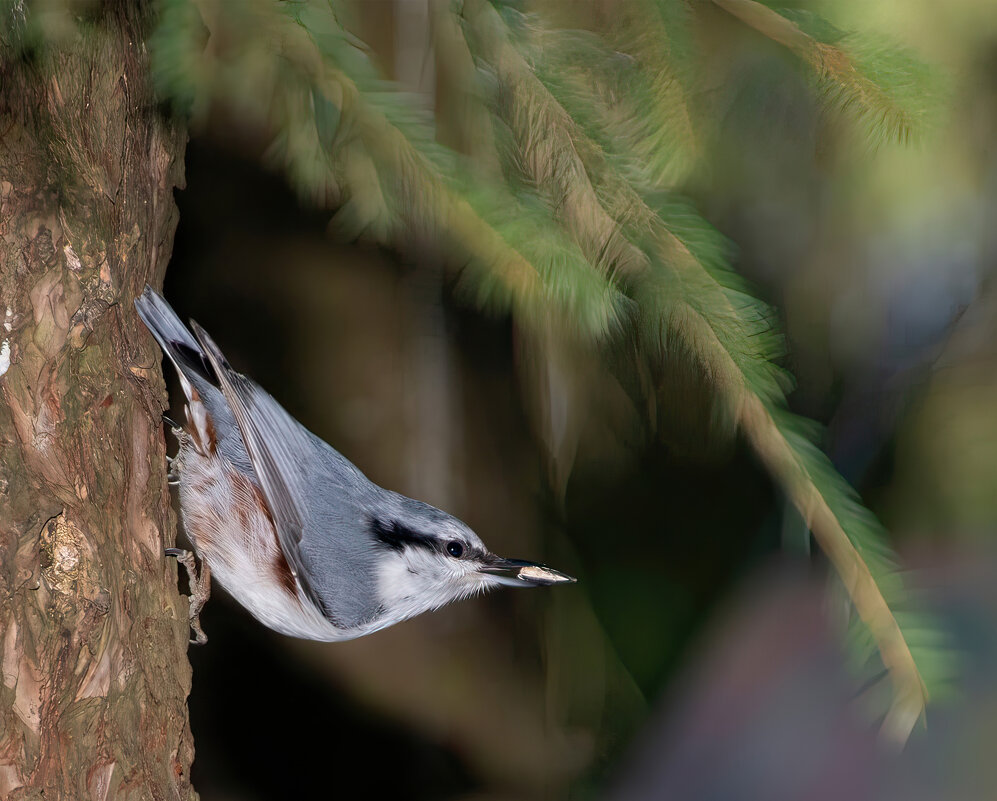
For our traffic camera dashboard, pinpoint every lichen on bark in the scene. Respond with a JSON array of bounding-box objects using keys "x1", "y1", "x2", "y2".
[{"x1": 0, "y1": 4, "x2": 195, "y2": 798}]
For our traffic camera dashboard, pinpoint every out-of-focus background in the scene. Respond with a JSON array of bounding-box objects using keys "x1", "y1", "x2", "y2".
[{"x1": 152, "y1": 0, "x2": 997, "y2": 798}]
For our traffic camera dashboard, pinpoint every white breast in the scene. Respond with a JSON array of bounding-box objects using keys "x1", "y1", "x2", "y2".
[{"x1": 175, "y1": 435, "x2": 350, "y2": 641}]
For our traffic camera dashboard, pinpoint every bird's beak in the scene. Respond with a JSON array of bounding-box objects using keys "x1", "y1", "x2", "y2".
[{"x1": 477, "y1": 556, "x2": 576, "y2": 587}]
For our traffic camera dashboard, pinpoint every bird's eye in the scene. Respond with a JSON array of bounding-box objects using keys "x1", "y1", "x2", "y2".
[{"x1": 446, "y1": 541, "x2": 465, "y2": 558}]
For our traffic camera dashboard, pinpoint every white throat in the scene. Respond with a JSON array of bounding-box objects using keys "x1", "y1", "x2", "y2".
[{"x1": 374, "y1": 547, "x2": 491, "y2": 627}]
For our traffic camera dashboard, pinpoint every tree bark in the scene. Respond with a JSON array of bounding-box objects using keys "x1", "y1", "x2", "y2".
[{"x1": 0, "y1": 4, "x2": 195, "y2": 799}]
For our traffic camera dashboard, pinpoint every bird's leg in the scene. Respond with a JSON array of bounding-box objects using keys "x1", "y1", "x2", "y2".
[
  {"x1": 163, "y1": 415, "x2": 184, "y2": 485},
  {"x1": 166, "y1": 547, "x2": 211, "y2": 645},
  {"x1": 188, "y1": 560, "x2": 211, "y2": 645},
  {"x1": 166, "y1": 455, "x2": 180, "y2": 485}
]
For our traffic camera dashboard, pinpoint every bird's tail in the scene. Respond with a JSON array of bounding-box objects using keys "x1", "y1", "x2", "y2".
[
  {"x1": 135, "y1": 287, "x2": 217, "y2": 388},
  {"x1": 135, "y1": 286, "x2": 220, "y2": 454}
]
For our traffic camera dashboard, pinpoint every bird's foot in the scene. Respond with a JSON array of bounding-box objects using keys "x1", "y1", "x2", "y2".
[
  {"x1": 163, "y1": 414, "x2": 185, "y2": 447},
  {"x1": 166, "y1": 455, "x2": 180, "y2": 485},
  {"x1": 166, "y1": 547, "x2": 211, "y2": 645}
]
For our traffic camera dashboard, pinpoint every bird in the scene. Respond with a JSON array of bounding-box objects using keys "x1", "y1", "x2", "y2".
[{"x1": 135, "y1": 287, "x2": 575, "y2": 644}]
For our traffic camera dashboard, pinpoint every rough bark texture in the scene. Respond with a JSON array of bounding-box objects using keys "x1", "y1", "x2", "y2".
[{"x1": 0, "y1": 4, "x2": 195, "y2": 799}]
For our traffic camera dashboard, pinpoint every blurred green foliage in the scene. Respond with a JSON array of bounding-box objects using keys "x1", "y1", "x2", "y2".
[{"x1": 2, "y1": 0, "x2": 954, "y2": 745}]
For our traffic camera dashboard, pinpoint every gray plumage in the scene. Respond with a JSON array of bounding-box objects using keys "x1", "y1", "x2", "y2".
[{"x1": 135, "y1": 287, "x2": 574, "y2": 643}]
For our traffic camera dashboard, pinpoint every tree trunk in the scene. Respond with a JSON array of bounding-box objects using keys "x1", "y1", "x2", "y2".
[{"x1": 0, "y1": 4, "x2": 195, "y2": 799}]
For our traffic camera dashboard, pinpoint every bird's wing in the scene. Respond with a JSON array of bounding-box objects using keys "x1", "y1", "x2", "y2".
[{"x1": 190, "y1": 321, "x2": 331, "y2": 618}]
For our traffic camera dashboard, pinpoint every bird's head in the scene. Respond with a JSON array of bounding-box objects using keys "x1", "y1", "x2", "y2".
[{"x1": 367, "y1": 494, "x2": 575, "y2": 627}]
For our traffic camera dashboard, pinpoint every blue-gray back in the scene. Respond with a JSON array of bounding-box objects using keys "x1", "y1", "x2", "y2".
[{"x1": 137, "y1": 288, "x2": 386, "y2": 629}]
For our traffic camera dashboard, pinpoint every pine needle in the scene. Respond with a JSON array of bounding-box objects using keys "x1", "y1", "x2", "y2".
[
  {"x1": 464, "y1": 0, "x2": 941, "y2": 742},
  {"x1": 149, "y1": 0, "x2": 948, "y2": 743},
  {"x1": 712, "y1": 0, "x2": 934, "y2": 146},
  {"x1": 152, "y1": 0, "x2": 624, "y2": 339}
]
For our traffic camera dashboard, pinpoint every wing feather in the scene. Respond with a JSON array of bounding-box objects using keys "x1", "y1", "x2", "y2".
[{"x1": 189, "y1": 321, "x2": 332, "y2": 618}]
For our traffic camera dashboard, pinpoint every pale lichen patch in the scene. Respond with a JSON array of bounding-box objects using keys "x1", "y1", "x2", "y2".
[
  {"x1": 41, "y1": 514, "x2": 82, "y2": 593},
  {"x1": 87, "y1": 761, "x2": 116, "y2": 801},
  {"x1": 39, "y1": 511, "x2": 99, "y2": 602},
  {"x1": 64, "y1": 242, "x2": 82, "y2": 272},
  {"x1": 12, "y1": 650, "x2": 43, "y2": 734},
  {"x1": 0, "y1": 763, "x2": 25, "y2": 798},
  {"x1": 2, "y1": 618, "x2": 19, "y2": 689},
  {"x1": 75, "y1": 635, "x2": 112, "y2": 700},
  {"x1": 28, "y1": 268, "x2": 72, "y2": 359}
]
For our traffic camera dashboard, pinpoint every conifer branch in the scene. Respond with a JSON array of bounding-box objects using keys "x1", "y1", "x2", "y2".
[
  {"x1": 153, "y1": 0, "x2": 623, "y2": 338},
  {"x1": 741, "y1": 396, "x2": 927, "y2": 744},
  {"x1": 463, "y1": 0, "x2": 933, "y2": 740},
  {"x1": 150, "y1": 0, "x2": 944, "y2": 743},
  {"x1": 712, "y1": 0, "x2": 928, "y2": 145}
]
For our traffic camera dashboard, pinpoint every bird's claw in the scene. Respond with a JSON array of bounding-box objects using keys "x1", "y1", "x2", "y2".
[
  {"x1": 166, "y1": 455, "x2": 181, "y2": 484},
  {"x1": 166, "y1": 547, "x2": 211, "y2": 645}
]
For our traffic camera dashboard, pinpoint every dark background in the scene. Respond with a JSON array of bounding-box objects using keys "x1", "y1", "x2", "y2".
[
  {"x1": 166, "y1": 140, "x2": 781, "y2": 801},
  {"x1": 159, "y1": 2, "x2": 997, "y2": 798}
]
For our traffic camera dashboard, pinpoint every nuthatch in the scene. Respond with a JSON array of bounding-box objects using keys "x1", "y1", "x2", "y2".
[{"x1": 136, "y1": 288, "x2": 575, "y2": 643}]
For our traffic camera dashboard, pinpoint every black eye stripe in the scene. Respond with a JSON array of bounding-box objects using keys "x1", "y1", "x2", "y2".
[
  {"x1": 370, "y1": 517, "x2": 476, "y2": 560},
  {"x1": 370, "y1": 517, "x2": 434, "y2": 552}
]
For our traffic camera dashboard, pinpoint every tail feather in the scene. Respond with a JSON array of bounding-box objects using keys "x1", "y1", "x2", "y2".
[
  {"x1": 135, "y1": 287, "x2": 216, "y2": 387},
  {"x1": 136, "y1": 286, "x2": 221, "y2": 455}
]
